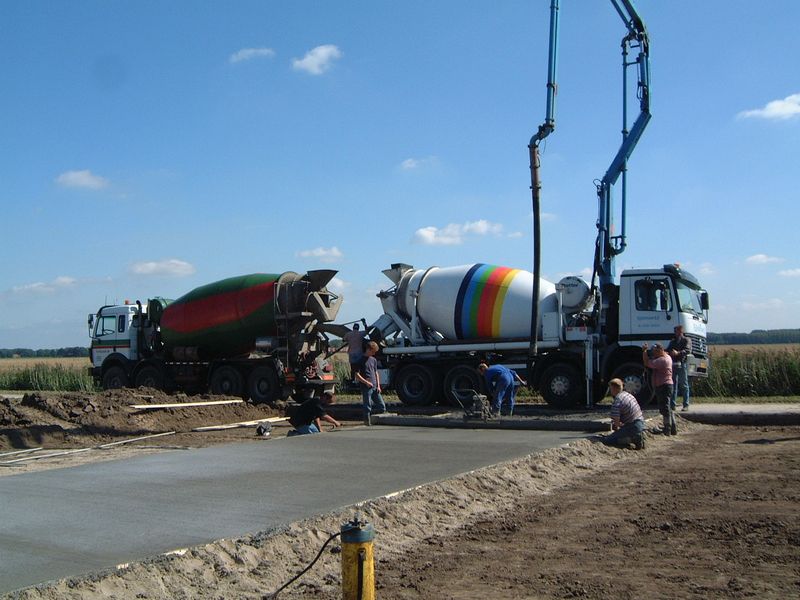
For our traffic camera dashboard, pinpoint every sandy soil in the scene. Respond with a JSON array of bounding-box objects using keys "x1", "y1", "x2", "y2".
[{"x1": 2, "y1": 391, "x2": 798, "y2": 599}]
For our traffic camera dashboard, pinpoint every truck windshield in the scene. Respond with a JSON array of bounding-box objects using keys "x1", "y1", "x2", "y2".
[{"x1": 675, "y1": 281, "x2": 705, "y2": 320}]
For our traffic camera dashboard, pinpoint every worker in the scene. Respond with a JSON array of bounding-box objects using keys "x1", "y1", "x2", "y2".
[
  {"x1": 355, "y1": 341, "x2": 387, "y2": 425},
  {"x1": 477, "y1": 363, "x2": 526, "y2": 417},
  {"x1": 602, "y1": 378, "x2": 646, "y2": 450},
  {"x1": 343, "y1": 324, "x2": 366, "y2": 384},
  {"x1": 287, "y1": 392, "x2": 341, "y2": 436},
  {"x1": 642, "y1": 342, "x2": 675, "y2": 435},
  {"x1": 667, "y1": 325, "x2": 692, "y2": 411}
]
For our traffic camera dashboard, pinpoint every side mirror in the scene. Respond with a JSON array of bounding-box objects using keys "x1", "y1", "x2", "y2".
[
  {"x1": 700, "y1": 291, "x2": 710, "y2": 311},
  {"x1": 87, "y1": 314, "x2": 94, "y2": 331}
]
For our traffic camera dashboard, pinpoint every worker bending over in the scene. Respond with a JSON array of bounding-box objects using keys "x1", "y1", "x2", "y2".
[
  {"x1": 478, "y1": 363, "x2": 526, "y2": 417},
  {"x1": 287, "y1": 392, "x2": 341, "y2": 436}
]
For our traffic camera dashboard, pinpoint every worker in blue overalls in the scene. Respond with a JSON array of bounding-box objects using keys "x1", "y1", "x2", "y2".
[{"x1": 478, "y1": 363, "x2": 527, "y2": 417}]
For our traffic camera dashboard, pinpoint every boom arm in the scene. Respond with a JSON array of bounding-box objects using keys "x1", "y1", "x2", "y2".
[
  {"x1": 528, "y1": 0, "x2": 651, "y2": 370},
  {"x1": 594, "y1": 0, "x2": 651, "y2": 290}
]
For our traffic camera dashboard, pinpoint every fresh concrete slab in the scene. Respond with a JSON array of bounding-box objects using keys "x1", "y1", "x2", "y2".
[
  {"x1": 372, "y1": 412, "x2": 612, "y2": 432},
  {"x1": 0, "y1": 426, "x2": 588, "y2": 594}
]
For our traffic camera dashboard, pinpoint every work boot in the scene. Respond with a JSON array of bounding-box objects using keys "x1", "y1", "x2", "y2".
[
  {"x1": 634, "y1": 434, "x2": 646, "y2": 450},
  {"x1": 363, "y1": 415, "x2": 371, "y2": 426},
  {"x1": 671, "y1": 423, "x2": 678, "y2": 436},
  {"x1": 682, "y1": 405, "x2": 689, "y2": 412}
]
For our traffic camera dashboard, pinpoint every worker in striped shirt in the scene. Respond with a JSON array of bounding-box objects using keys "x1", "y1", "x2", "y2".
[{"x1": 602, "y1": 378, "x2": 646, "y2": 450}]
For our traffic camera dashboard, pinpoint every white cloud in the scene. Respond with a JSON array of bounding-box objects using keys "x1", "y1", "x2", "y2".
[
  {"x1": 292, "y1": 44, "x2": 342, "y2": 75},
  {"x1": 229, "y1": 47, "x2": 276, "y2": 64},
  {"x1": 55, "y1": 170, "x2": 108, "y2": 190},
  {"x1": 129, "y1": 259, "x2": 196, "y2": 277},
  {"x1": 413, "y1": 220, "x2": 503, "y2": 245},
  {"x1": 745, "y1": 253, "x2": 784, "y2": 265},
  {"x1": 698, "y1": 262, "x2": 715, "y2": 276},
  {"x1": 399, "y1": 156, "x2": 439, "y2": 170},
  {"x1": 296, "y1": 246, "x2": 344, "y2": 263},
  {"x1": 738, "y1": 93, "x2": 800, "y2": 120},
  {"x1": 778, "y1": 268, "x2": 800, "y2": 278},
  {"x1": 507, "y1": 231, "x2": 523, "y2": 239},
  {"x1": 12, "y1": 276, "x2": 76, "y2": 294},
  {"x1": 327, "y1": 276, "x2": 349, "y2": 294}
]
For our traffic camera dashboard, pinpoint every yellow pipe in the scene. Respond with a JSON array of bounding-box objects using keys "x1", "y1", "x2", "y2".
[{"x1": 341, "y1": 518, "x2": 375, "y2": 600}]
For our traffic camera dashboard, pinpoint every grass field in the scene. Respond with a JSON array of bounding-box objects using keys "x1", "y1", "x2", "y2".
[
  {"x1": 2, "y1": 345, "x2": 799, "y2": 398},
  {"x1": 0, "y1": 357, "x2": 88, "y2": 372}
]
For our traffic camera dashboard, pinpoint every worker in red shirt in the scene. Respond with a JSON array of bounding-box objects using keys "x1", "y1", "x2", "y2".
[{"x1": 643, "y1": 342, "x2": 676, "y2": 436}]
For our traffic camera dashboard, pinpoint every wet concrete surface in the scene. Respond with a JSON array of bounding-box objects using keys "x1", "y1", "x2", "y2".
[{"x1": 0, "y1": 426, "x2": 587, "y2": 594}]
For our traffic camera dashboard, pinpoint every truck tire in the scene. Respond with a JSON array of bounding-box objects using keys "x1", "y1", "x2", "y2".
[
  {"x1": 539, "y1": 363, "x2": 584, "y2": 409},
  {"x1": 102, "y1": 366, "x2": 129, "y2": 390},
  {"x1": 395, "y1": 364, "x2": 440, "y2": 406},
  {"x1": 134, "y1": 365, "x2": 164, "y2": 390},
  {"x1": 611, "y1": 362, "x2": 652, "y2": 408},
  {"x1": 247, "y1": 366, "x2": 280, "y2": 405},
  {"x1": 443, "y1": 365, "x2": 483, "y2": 407},
  {"x1": 210, "y1": 365, "x2": 244, "y2": 397}
]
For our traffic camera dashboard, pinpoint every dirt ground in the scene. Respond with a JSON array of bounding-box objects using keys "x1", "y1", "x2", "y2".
[
  {"x1": 0, "y1": 389, "x2": 365, "y2": 474},
  {"x1": 2, "y1": 391, "x2": 799, "y2": 599}
]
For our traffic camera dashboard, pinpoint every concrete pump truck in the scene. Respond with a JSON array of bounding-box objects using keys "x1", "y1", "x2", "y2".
[{"x1": 366, "y1": 0, "x2": 710, "y2": 408}]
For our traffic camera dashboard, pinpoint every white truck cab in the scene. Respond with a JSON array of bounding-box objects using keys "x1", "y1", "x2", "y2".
[
  {"x1": 88, "y1": 304, "x2": 141, "y2": 369},
  {"x1": 618, "y1": 264, "x2": 709, "y2": 376}
]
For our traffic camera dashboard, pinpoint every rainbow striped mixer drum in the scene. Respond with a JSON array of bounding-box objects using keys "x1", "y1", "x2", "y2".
[{"x1": 411, "y1": 264, "x2": 557, "y2": 340}]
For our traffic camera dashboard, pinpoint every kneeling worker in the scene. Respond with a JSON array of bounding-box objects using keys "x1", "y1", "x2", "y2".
[
  {"x1": 288, "y1": 392, "x2": 341, "y2": 436},
  {"x1": 603, "y1": 378, "x2": 646, "y2": 450}
]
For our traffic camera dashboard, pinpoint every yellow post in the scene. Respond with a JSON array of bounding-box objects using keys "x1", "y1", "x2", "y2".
[{"x1": 341, "y1": 517, "x2": 375, "y2": 600}]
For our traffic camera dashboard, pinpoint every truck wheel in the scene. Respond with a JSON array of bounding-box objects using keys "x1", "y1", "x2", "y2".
[
  {"x1": 210, "y1": 365, "x2": 244, "y2": 397},
  {"x1": 611, "y1": 362, "x2": 652, "y2": 408},
  {"x1": 395, "y1": 364, "x2": 440, "y2": 406},
  {"x1": 102, "y1": 366, "x2": 129, "y2": 390},
  {"x1": 539, "y1": 363, "x2": 584, "y2": 409},
  {"x1": 443, "y1": 365, "x2": 483, "y2": 407},
  {"x1": 134, "y1": 365, "x2": 164, "y2": 390},
  {"x1": 247, "y1": 366, "x2": 280, "y2": 405}
]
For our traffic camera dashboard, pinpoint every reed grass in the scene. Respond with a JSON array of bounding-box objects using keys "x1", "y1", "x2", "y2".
[
  {"x1": 0, "y1": 362, "x2": 96, "y2": 392},
  {"x1": 693, "y1": 348, "x2": 800, "y2": 397}
]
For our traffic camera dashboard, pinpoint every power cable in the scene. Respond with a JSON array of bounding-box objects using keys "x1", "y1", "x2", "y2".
[{"x1": 263, "y1": 531, "x2": 342, "y2": 599}]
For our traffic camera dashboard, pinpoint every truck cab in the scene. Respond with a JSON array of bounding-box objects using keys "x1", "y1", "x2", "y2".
[
  {"x1": 88, "y1": 304, "x2": 140, "y2": 364},
  {"x1": 88, "y1": 303, "x2": 152, "y2": 389},
  {"x1": 618, "y1": 264, "x2": 709, "y2": 376}
]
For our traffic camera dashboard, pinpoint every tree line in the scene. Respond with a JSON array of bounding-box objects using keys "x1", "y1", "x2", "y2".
[
  {"x1": 708, "y1": 329, "x2": 800, "y2": 345},
  {"x1": 0, "y1": 347, "x2": 89, "y2": 358},
  {"x1": 1, "y1": 328, "x2": 798, "y2": 358}
]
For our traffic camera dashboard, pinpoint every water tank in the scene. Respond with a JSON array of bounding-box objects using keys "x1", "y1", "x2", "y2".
[{"x1": 557, "y1": 276, "x2": 593, "y2": 313}]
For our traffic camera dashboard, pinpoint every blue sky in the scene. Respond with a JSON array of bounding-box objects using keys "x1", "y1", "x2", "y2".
[{"x1": 1, "y1": 0, "x2": 798, "y2": 349}]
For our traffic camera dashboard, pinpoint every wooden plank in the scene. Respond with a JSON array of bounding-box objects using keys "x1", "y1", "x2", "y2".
[
  {"x1": 0, "y1": 432, "x2": 178, "y2": 466},
  {"x1": 130, "y1": 399, "x2": 244, "y2": 410},
  {"x1": 0, "y1": 447, "x2": 43, "y2": 458},
  {"x1": 0, "y1": 448, "x2": 92, "y2": 466},
  {"x1": 97, "y1": 431, "x2": 177, "y2": 448},
  {"x1": 192, "y1": 416, "x2": 289, "y2": 432}
]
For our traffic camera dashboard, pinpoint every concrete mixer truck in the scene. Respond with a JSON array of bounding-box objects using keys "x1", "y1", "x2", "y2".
[
  {"x1": 368, "y1": 262, "x2": 709, "y2": 408},
  {"x1": 367, "y1": 0, "x2": 711, "y2": 408},
  {"x1": 87, "y1": 270, "x2": 342, "y2": 403}
]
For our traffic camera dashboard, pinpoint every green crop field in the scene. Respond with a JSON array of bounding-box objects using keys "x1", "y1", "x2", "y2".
[{"x1": 2, "y1": 347, "x2": 799, "y2": 399}]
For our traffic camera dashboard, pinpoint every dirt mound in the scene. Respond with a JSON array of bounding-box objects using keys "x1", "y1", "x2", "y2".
[{"x1": 1, "y1": 389, "x2": 285, "y2": 452}]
